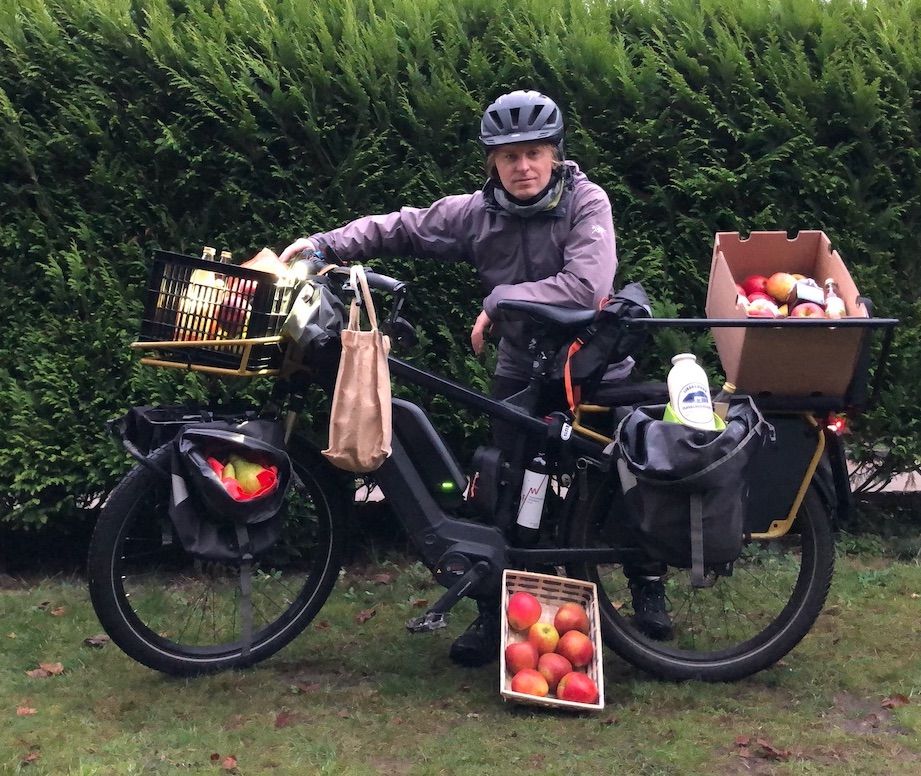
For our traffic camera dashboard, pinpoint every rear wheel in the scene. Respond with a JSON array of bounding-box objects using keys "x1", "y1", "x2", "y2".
[
  {"x1": 88, "y1": 438, "x2": 346, "y2": 676},
  {"x1": 566, "y1": 476, "x2": 834, "y2": 681}
]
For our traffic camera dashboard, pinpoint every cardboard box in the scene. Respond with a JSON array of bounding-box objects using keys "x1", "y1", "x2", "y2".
[
  {"x1": 705, "y1": 231, "x2": 869, "y2": 397},
  {"x1": 499, "y1": 570, "x2": 604, "y2": 712}
]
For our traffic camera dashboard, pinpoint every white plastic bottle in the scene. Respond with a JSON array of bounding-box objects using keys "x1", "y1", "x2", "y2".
[{"x1": 667, "y1": 354, "x2": 716, "y2": 430}]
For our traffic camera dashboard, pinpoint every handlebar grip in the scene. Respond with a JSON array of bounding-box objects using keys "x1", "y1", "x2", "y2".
[{"x1": 364, "y1": 270, "x2": 406, "y2": 295}]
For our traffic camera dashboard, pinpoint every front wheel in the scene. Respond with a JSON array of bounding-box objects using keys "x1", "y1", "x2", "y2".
[
  {"x1": 88, "y1": 438, "x2": 347, "y2": 676},
  {"x1": 566, "y1": 476, "x2": 835, "y2": 682}
]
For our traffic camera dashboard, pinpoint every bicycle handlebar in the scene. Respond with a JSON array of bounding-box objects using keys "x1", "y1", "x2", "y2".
[{"x1": 295, "y1": 254, "x2": 407, "y2": 295}]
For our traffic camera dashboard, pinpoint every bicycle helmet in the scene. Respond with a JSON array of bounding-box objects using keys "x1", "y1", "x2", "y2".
[{"x1": 479, "y1": 90, "x2": 564, "y2": 148}]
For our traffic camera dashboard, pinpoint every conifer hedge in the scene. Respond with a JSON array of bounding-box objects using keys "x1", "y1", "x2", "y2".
[{"x1": 1, "y1": 0, "x2": 919, "y2": 530}]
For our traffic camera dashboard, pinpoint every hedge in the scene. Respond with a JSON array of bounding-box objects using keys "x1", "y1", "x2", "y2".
[{"x1": 1, "y1": 0, "x2": 919, "y2": 530}]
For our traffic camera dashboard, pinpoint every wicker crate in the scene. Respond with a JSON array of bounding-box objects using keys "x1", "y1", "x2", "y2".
[
  {"x1": 499, "y1": 570, "x2": 605, "y2": 712},
  {"x1": 134, "y1": 250, "x2": 299, "y2": 376}
]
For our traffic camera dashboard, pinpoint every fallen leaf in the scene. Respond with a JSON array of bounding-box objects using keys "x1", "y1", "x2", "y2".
[
  {"x1": 410, "y1": 598, "x2": 428, "y2": 608},
  {"x1": 221, "y1": 755, "x2": 238, "y2": 770},
  {"x1": 83, "y1": 634, "x2": 110, "y2": 649},
  {"x1": 16, "y1": 707, "x2": 37, "y2": 716},
  {"x1": 274, "y1": 711, "x2": 296, "y2": 729},
  {"x1": 313, "y1": 620, "x2": 331, "y2": 631},
  {"x1": 372, "y1": 573, "x2": 395, "y2": 585},
  {"x1": 911, "y1": 593, "x2": 919, "y2": 599},
  {"x1": 50, "y1": 607, "x2": 66, "y2": 617},
  {"x1": 755, "y1": 737, "x2": 791, "y2": 760},
  {"x1": 7, "y1": 632, "x2": 16, "y2": 638},
  {"x1": 466, "y1": 712, "x2": 480, "y2": 719},
  {"x1": 21, "y1": 751, "x2": 40, "y2": 765},
  {"x1": 25, "y1": 669, "x2": 49, "y2": 679},
  {"x1": 737, "y1": 746, "x2": 752, "y2": 759},
  {"x1": 882, "y1": 694, "x2": 910, "y2": 709},
  {"x1": 291, "y1": 681, "x2": 321, "y2": 694},
  {"x1": 734, "y1": 734, "x2": 751, "y2": 747},
  {"x1": 355, "y1": 607, "x2": 377, "y2": 624},
  {"x1": 39, "y1": 662, "x2": 64, "y2": 676},
  {"x1": 337, "y1": 710, "x2": 351, "y2": 718}
]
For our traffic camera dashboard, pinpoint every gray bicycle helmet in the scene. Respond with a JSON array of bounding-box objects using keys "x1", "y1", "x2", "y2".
[{"x1": 479, "y1": 90, "x2": 564, "y2": 147}]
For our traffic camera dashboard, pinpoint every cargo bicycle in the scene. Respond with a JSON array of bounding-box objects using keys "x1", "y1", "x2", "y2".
[{"x1": 87, "y1": 249, "x2": 898, "y2": 682}]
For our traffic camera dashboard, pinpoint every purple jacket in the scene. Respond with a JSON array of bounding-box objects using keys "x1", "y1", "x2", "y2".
[{"x1": 310, "y1": 161, "x2": 617, "y2": 379}]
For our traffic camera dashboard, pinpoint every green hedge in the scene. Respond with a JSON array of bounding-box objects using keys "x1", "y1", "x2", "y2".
[{"x1": 1, "y1": 0, "x2": 919, "y2": 530}]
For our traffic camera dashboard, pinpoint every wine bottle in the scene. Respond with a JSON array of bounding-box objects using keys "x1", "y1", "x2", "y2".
[
  {"x1": 515, "y1": 453, "x2": 549, "y2": 545},
  {"x1": 712, "y1": 381, "x2": 736, "y2": 421},
  {"x1": 823, "y1": 278, "x2": 846, "y2": 319}
]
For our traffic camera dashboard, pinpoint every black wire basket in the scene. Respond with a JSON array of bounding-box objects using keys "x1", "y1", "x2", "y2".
[{"x1": 133, "y1": 250, "x2": 300, "y2": 376}]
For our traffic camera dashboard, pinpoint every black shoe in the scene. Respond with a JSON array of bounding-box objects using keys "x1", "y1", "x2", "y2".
[
  {"x1": 449, "y1": 612, "x2": 500, "y2": 667},
  {"x1": 629, "y1": 577, "x2": 674, "y2": 641}
]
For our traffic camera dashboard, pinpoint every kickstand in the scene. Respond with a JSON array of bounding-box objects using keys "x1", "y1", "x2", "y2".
[{"x1": 405, "y1": 561, "x2": 491, "y2": 634}]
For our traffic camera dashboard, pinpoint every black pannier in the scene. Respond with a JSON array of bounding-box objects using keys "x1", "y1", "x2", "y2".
[{"x1": 614, "y1": 396, "x2": 773, "y2": 586}]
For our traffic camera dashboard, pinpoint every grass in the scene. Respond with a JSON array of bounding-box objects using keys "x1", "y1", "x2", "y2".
[{"x1": 1, "y1": 551, "x2": 919, "y2": 776}]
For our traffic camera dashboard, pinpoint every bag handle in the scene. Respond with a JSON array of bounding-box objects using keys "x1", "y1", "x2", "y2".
[{"x1": 348, "y1": 265, "x2": 379, "y2": 331}]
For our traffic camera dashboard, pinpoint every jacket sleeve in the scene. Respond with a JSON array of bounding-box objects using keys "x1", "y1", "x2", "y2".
[
  {"x1": 482, "y1": 185, "x2": 617, "y2": 317},
  {"x1": 309, "y1": 195, "x2": 473, "y2": 262}
]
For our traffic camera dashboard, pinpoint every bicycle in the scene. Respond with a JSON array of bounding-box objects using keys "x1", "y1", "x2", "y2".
[{"x1": 87, "y1": 248, "x2": 898, "y2": 681}]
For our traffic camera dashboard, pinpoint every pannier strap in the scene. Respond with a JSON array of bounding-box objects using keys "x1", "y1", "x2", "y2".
[
  {"x1": 563, "y1": 336, "x2": 586, "y2": 413},
  {"x1": 690, "y1": 493, "x2": 712, "y2": 588},
  {"x1": 234, "y1": 523, "x2": 255, "y2": 659}
]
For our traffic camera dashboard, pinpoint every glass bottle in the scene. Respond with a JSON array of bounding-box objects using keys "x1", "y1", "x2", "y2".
[
  {"x1": 712, "y1": 381, "x2": 736, "y2": 421},
  {"x1": 515, "y1": 453, "x2": 549, "y2": 545},
  {"x1": 219, "y1": 250, "x2": 232, "y2": 263},
  {"x1": 667, "y1": 354, "x2": 715, "y2": 430},
  {"x1": 823, "y1": 278, "x2": 846, "y2": 319},
  {"x1": 201, "y1": 246, "x2": 216, "y2": 261}
]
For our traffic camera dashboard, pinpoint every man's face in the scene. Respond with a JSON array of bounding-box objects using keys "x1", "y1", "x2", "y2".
[{"x1": 494, "y1": 142, "x2": 556, "y2": 200}]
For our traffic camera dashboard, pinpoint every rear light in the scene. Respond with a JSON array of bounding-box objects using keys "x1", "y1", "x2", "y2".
[{"x1": 826, "y1": 413, "x2": 848, "y2": 436}]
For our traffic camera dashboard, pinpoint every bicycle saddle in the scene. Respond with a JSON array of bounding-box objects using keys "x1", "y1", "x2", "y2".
[{"x1": 496, "y1": 300, "x2": 596, "y2": 330}]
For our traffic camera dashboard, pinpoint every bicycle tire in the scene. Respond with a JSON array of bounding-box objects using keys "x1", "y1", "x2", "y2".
[
  {"x1": 87, "y1": 437, "x2": 347, "y2": 676},
  {"x1": 566, "y1": 474, "x2": 834, "y2": 682}
]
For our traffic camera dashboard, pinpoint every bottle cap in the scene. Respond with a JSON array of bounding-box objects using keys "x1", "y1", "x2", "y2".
[
  {"x1": 671, "y1": 353, "x2": 697, "y2": 365},
  {"x1": 723, "y1": 381, "x2": 736, "y2": 392}
]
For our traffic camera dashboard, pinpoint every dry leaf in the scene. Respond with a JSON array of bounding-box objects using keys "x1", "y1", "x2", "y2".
[
  {"x1": 755, "y1": 738, "x2": 791, "y2": 760},
  {"x1": 50, "y1": 607, "x2": 66, "y2": 617},
  {"x1": 910, "y1": 593, "x2": 920, "y2": 599},
  {"x1": 337, "y1": 710, "x2": 351, "y2": 718},
  {"x1": 210, "y1": 753, "x2": 220, "y2": 762},
  {"x1": 734, "y1": 735, "x2": 751, "y2": 747},
  {"x1": 21, "y1": 751, "x2": 40, "y2": 765},
  {"x1": 372, "y1": 573, "x2": 395, "y2": 585},
  {"x1": 355, "y1": 607, "x2": 377, "y2": 624},
  {"x1": 39, "y1": 662, "x2": 64, "y2": 676},
  {"x1": 882, "y1": 694, "x2": 910, "y2": 709},
  {"x1": 83, "y1": 634, "x2": 110, "y2": 649},
  {"x1": 314, "y1": 620, "x2": 331, "y2": 630},
  {"x1": 16, "y1": 707, "x2": 37, "y2": 716},
  {"x1": 221, "y1": 755, "x2": 238, "y2": 770},
  {"x1": 410, "y1": 598, "x2": 428, "y2": 608},
  {"x1": 274, "y1": 711, "x2": 296, "y2": 729},
  {"x1": 25, "y1": 669, "x2": 49, "y2": 679}
]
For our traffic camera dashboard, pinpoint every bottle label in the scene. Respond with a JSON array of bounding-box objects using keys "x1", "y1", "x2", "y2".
[
  {"x1": 516, "y1": 471, "x2": 548, "y2": 529},
  {"x1": 675, "y1": 382, "x2": 714, "y2": 426}
]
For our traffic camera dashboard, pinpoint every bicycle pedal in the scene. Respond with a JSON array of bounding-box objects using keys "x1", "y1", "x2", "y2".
[{"x1": 405, "y1": 612, "x2": 448, "y2": 633}]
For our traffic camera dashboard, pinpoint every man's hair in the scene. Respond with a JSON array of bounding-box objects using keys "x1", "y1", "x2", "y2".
[{"x1": 485, "y1": 142, "x2": 564, "y2": 179}]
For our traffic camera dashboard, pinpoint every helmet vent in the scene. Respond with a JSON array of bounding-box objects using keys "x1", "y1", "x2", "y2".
[
  {"x1": 509, "y1": 107, "x2": 520, "y2": 128},
  {"x1": 527, "y1": 105, "x2": 542, "y2": 126}
]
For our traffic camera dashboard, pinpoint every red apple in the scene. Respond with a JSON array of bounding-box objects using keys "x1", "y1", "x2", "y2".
[
  {"x1": 506, "y1": 591, "x2": 542, "y2": 631},
  {"x1": 537, "y1": 652, "x2": 572, "y2": 693},
  {"x1": 741, "y1": 274, "x2": 769, "y2": 297},
  {"x1": 746, "y1": 298, "x2": 780, "y2": 318},
  {"x1": 510, "y1": 668, "x2": 549, "y2": 697},
  {"x1": 556, "y1": 630, "x2": 594, "y2": 667},
  {"x1": 556, "y1": 671, "x2": 599, "y2": 704},
  {"x1": 527, "y1": 622, "x2": 560, "y2": 655},
  {"x1": 789, "y1": 302, "x2": 826, "y2": 318},
  {"x1": 735, "y1": 283, "x2": 747, "y2": 297},
  {"x1": 504, "y1": 641, "x2": 538, "y2": 674},
  {"x1": 766, "y1": 271, "x2": 797, "y2": 303},
  {"x1": 553, "y1": 602, "x2": 590, "y2": 635},
  {"x1": 746, "y1": 291, "x2": 775, "y2": 304}
]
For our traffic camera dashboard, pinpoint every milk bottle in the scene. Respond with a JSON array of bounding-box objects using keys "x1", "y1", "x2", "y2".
[{"x1": 667, "y1": 354, "x2": 716, "y2": 430}]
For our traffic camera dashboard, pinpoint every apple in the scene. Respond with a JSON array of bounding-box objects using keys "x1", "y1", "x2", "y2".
[
  {"x1": 777, "y1": 304, "x2": 788, "y2": 317},
  {"x1": 504, "y1": 641, "x2": 538, "y2": 674},
  {"x1": 766, "y1": 272, "x2": 797, "y2": 303},
  {"x1": 746, "y1": 298, "x2": 780, "y2": 318},
  {"x1": 506, "y1": 591, "x2": 542, "y2": 631},
  {"x1": 216, "y1": 288, "x2": 253, "y2": 337},
  {"x1": 556, "y1": 630, "x2": 594, "y2": 667},
  {"x1": 735, "y1": 283, "x2": 747, "y2": 297},
  {"x1": 510, "y1": 668, "x2": 549, "y2": 697},
  {"x1": 789, "y1": 302, "x2": 826, "y2": 318},
  {"x1": 556, "y1": 671, "x2": 599, "y2": 704},
  {"x1": 527, "y1": 622, "x2": 560, "y2": 655},
  {"x1": 741, "y1": 274, "x2": 769, "y2": 297},
  {"x1": 537, "y1": 652, "x2": 572, "y2": 693},
  {"x1": 553, "y1": 602, "x2": 590, "y2": 635},
  {"x1": 746, "y1": 291, "x2": 775, "y2": 304}
]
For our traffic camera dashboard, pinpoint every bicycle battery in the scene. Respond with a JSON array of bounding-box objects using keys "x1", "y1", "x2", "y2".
[{"x1": 391, "y1": 399, "x2": 467, "y2": 509}]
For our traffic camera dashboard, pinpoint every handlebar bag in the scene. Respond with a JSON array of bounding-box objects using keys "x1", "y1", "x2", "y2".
[
  {"x1": 168, "y1": 419, "x2": 292, "y2": 563},
  {"x1": 614, "y1": 396, "x2": 772, "y2": 585}
]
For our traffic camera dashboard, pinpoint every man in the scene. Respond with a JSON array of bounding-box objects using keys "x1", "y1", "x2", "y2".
[{"x1": 281, "y1": 89, "x2": 671, "y2": 664}]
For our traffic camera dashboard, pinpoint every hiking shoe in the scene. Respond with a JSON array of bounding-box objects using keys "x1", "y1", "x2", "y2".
[
  {"x1": 449, "y1": 611, "x2": 500, "y2": 667},
  {"x1": 629, "y1": 577, "x2": 674, "y2": 641}
]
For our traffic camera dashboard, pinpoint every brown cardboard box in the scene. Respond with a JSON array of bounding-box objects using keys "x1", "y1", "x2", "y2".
[{"x1": 705, "y1": 231, "x2": 868, "y2": 397}]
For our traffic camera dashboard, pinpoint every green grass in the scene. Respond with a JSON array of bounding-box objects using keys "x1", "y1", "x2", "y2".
[{"x1": 1, "y1": 554, "x2": 919, "y2": 776}]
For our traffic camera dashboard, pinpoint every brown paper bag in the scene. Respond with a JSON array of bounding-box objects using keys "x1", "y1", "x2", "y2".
[{"x1": 322, "y1": 265, "x2": 392, "y2": 472}]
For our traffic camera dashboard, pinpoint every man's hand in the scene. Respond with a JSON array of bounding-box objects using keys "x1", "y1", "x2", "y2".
[
  {"x1": 471, "y1": 309, "x2": 492, "y2": 355},
  {"x1": 279, "y1": 237, "x2": 318, "y2": 264}
]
